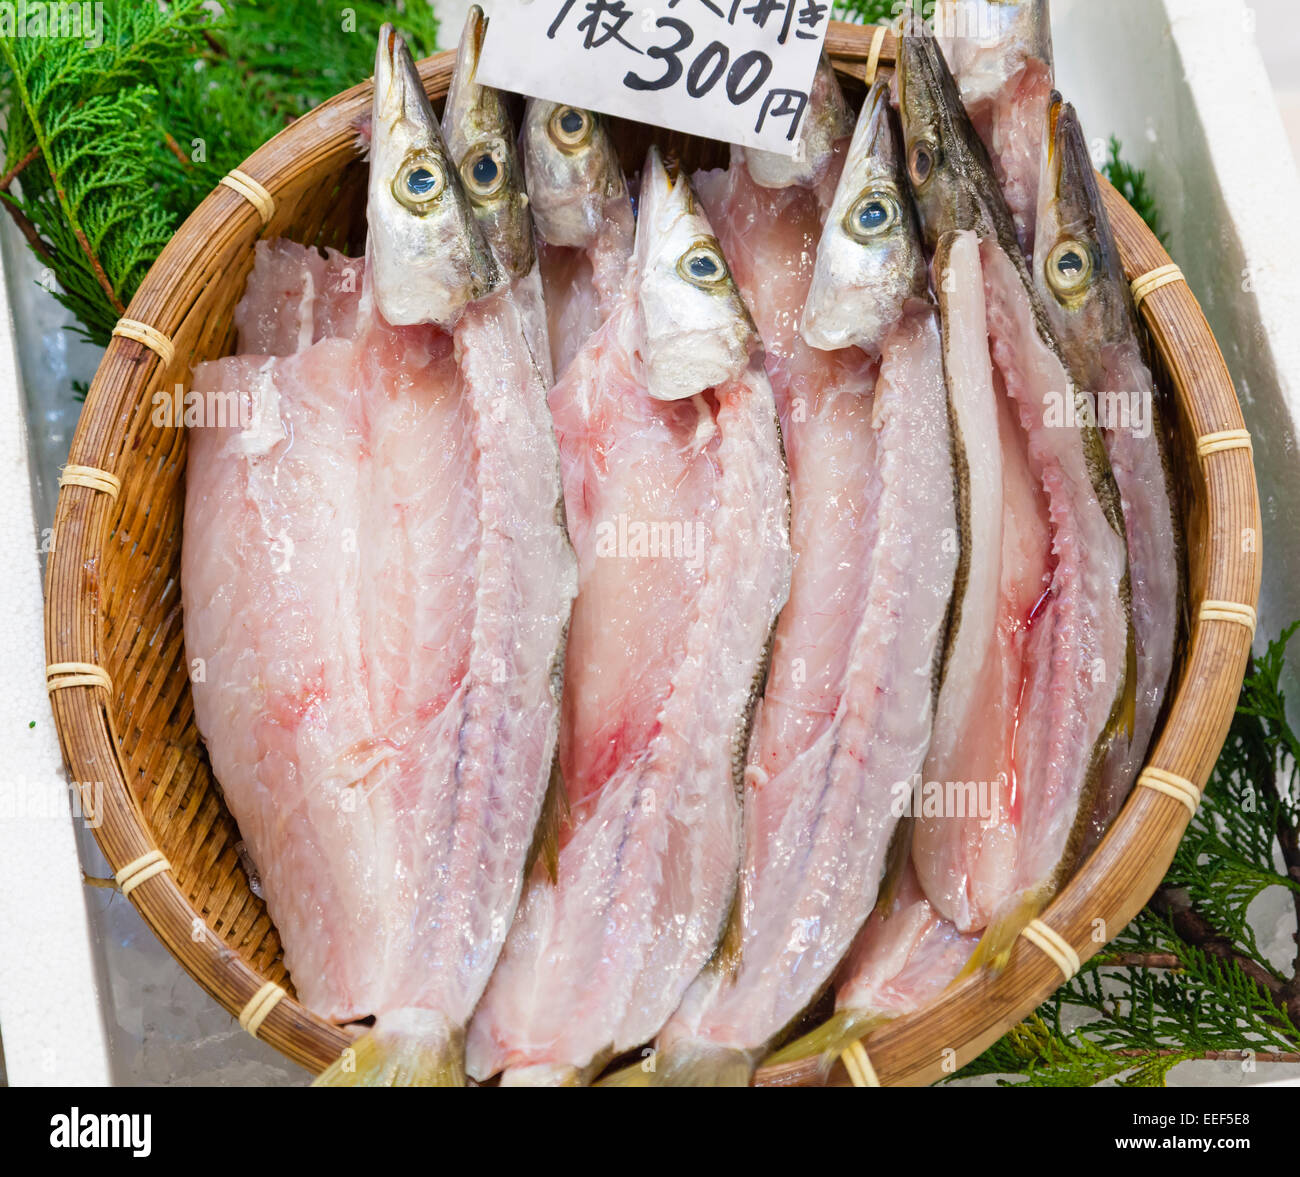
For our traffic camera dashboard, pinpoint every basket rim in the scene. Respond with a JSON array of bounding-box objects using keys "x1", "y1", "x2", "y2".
[{"x1": 43, "y1": 21, "x2": 1263, "y2": 1086}]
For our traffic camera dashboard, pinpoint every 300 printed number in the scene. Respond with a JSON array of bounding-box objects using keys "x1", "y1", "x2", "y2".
[{"x1": 624, "y1": 17, "x2": 772, "y2": 105}]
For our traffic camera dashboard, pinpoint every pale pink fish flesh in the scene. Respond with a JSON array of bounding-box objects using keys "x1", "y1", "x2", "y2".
[
  {"x1": 835, "y1": 859, "x2": 978, "y2": 1019},
  {"x1": 466, "y1": 181, "x2": 791, "y2": 1086},
  {"x1": 537, "y1": 208, "x2": 633, "y2": 379},
  {"x1": 831, "y1": 231, "x2": 999, "y2": 1023},
  {"x1": 183, "y1": 253, "x2": 576, "y2": 1071},
  {"x1": 911, "y1": 232, "x2": 1130, "y2": 934},
  {"x1": 233, "y1": 240, "x2": 364, "y2": 355},
  {"x1": 1085, "y1": 343, "x2": 1178, "y2": 849},
  {"x1": 649, "y1": 159, "x2": 957, "y2": 1081}
]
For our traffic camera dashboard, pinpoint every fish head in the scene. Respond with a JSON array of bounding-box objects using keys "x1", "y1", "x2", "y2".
[
  {"x1": 896, "y1": 25, "x2": 1018, "y2": 255},
  {"x1": 634, "y1": 148, "x2": 757, "y2": 402},
  {"x1": 368, "y1": 24, "x2": 502, "y2": 327},
  {"x1": 1033, "y1": 98, "x2": 1131, "y2": 348},
  {"x1": 522, "y1": 99, "x2": 628, "y2": 247},
  {"x1": 802, "y1": 79, "x2": 929, "y2": 354},
  {"x1": 441, "y1": 6, "x2": 535, "y2": 279},
  {"x1": 743, "y1": 53, "x2": 851, "y2": 189}
]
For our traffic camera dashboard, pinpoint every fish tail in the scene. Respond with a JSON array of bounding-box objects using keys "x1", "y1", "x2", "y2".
[
  {"x1": 647, "y1": 1040, "x2": 754, "y2": 1087},
  {"x1": 959, "y1": 889, "x2": 1050, "y2": 976},
  {"x1": 523, "y1": 756, "x2": 570, "y2": 884},
  {"x1": 762, "y1": 1009, "x2": 893, "y2": 1077},
  {"x1": 595, "y1": 1056, "x2": 657, "y2": 1087},
  {"x1": 312, "y1": 1011, "x2": 465, "y2": 1087},
  {"x1": 498, "y1": 1062, "x2": 585, "y2": 1086}
]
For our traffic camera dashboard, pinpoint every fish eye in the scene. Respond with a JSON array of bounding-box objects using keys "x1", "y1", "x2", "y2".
[
  {"x1": 394, "y1": 157, "x2": 446, "y2": 213},
  {"x1": 1046, "y1": 239, "x2": 1094, "y2": 297},
  {"x1": 846, "y1": 190, "x2": 900, "y2": 241},
  {"x1": 461, "y1": 140, "x2": 508, "y2": 199},
  {"x1": 677, "y1": 240, "x2": 728, "y2": 288},
  {"x1": 908, "y1": 140, "x2": 938, "y2": 187},
  {"x1": 549, "y1": 105, "x2": 593, "y2": 150}
]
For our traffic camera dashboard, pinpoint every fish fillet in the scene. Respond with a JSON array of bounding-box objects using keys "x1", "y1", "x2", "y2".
[
  {"x1": 184, "y1": 263, "x2": 575, "y2": 1079},
  {"x1": 648, "y1": 157, "x2": 957, "y2": 1081},
  {"x1": 466, "y1": 160, "x2": 791, "y2": 1085},
  {"x1": 912, "y1": 232, "x2": 1130, "y2": 936}
]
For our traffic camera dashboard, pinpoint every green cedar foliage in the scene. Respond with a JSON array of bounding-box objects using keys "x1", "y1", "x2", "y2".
[{"x1": 0, "y1": 1, "x2": 438, "y2": 344}]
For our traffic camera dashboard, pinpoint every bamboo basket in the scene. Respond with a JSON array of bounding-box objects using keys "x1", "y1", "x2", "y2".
[{"x1": 44, "y1": 22, "x2": 1262, "y2": 1086}]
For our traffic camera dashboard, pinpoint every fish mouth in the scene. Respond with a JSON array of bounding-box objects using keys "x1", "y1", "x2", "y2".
[
  {"x1": 446, "y1": 6, "x2": 497, "y2": 147},
  {"x1": 374, "y1": 22, "x2": 428, "y2": 131},
  {"x1": 462, "y1": 4, "x2": 486, "y2": 76},
  {"x1": 637, "y1": 147, "x2": 691, "y2": 249},
  {"x1": 648, "y1": 146, "x2": 683, "y2": 189},
  {"x1": 1045, "y1": 91, "x2": 1065, "y2": 192},
  {"x1": 1045, "y1": 96, "x2": 1097, "y2": 230},
  {"x1": 859, "y1": 76, "x2": 894, "y2": 159},
  {"x1": 897, "y1": 23, "x2": 952, "y2": 124}
]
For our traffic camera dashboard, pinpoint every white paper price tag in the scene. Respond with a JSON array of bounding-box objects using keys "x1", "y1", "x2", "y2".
[{"x1": 476, "y1": 0, "x2": 832, "y2": 156}]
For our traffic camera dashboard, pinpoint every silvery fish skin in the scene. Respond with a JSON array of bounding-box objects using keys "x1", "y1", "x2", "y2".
[
  {"x1": 440, "y1": 5, "x2": 535, "y2": 281},
  {"x1": 895, "y1": 24, "x2": 1023, "y2": 263},
  {"x1": 466, "y1": 150, "x2": 791, "y2": 1087},
  {"x1": 741, "y1": 53, "x2": 851, "y2": 190},
  {"x1": 1033, "y1": 98, "x2": 1178, "y2": 851},
  {"x1": 897, "y1": 27, "x2": 1131, "y2": 943},
  {"x1": 932, "y1": 0, "x2": 1054, "y2": 255},
  {"x1": 802, "y1": 79, "x2": 929, "y2": 353},
  {"x1": 441, "y1": 6, "x2": 551, "y2": 382},
  {"x1": 647, "y1": 89, "x2": 957, "y2": 1085},
  {"x1": 367, "y1": 25, "x2": 501, "y2": 327},
  {"x1": 637, "y1": 153, "x2": 757, "y2": 401}
]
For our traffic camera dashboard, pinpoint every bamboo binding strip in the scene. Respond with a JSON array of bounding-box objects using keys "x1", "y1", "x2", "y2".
[
  {"x1": 219, "y1": 168, "x2": 276, "y2": 226},
  {"x1": 864, "y1": 23, "x2": 889, "y2": 85},
  {"x1": 1019, "y1": 919, "x2": 1081, "y2": 981},
  {"x1": 43, "y1": 23, "x2": 1262, "y2": 1086},
  {"x1": 1131, "y1": 263, "x2": 1186, "y2": 306},
  {"x1": 111, "y1": 318, "x2": 176, "y2": 367},
  {"x1": 114, "y1": 850, "x2": 171, "y2": 897},
  {"x1": 45, "y1": 661, "x2": 112, "y2": 693},
  {"x1": 239, "y1": 981, "x2": 287, "y2": 1037},
  {"x1": 1137, "y1": 766, "x2": 1202, "y2": 817},
  {"x1": 1197, "y1": 429, "x2": 1253, "y2": 459},
  {"x1": 841, "y1": 1040, "x2": 881, "y2": 1088},
  {"x1": 58, "y1": 464, "x2": 121, "y2": 499},
  {"x1": 1199, "y1": 600, "x2": 1258, "y2": 636}
]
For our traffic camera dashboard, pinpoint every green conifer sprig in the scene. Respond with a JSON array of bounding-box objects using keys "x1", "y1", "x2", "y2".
[
  {"x1": 0, "y1": 0, "x2": 215, "y2": 340},
  {"x1": 1103, "y1": 136, "x2": 1169, "y2": 246},
  {"x1": 0, "y1": 1, "x2": 439, "y2": 345},
  {"x1": 832, "y1": 0, "x2": 901, "y2": 24}
]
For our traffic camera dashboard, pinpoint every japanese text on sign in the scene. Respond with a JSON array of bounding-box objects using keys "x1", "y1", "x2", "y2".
[{"x1": 476, "y1": 0, "x2": 832, "y2": 155}]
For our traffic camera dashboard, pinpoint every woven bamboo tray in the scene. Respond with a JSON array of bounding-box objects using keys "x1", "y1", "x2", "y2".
[{"x1": 44, "y1": 21, "x2": 1262, "y2": 1086}]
